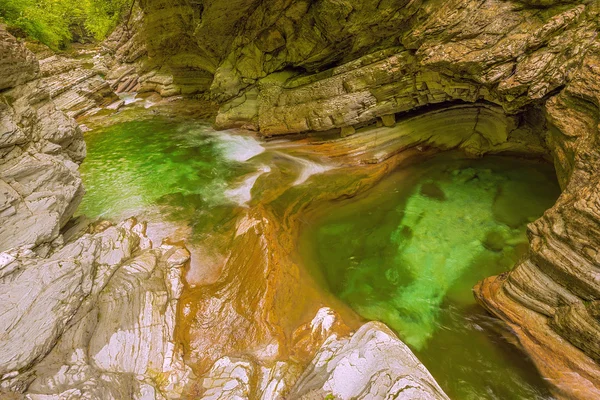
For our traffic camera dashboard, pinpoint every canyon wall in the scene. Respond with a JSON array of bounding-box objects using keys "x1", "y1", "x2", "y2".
[
  {"x1": 2, "y1": 0, "x2": 600, "y2": 398},
  {"x1": 0, "y1": 28, "x2": 85, "y2": 252},
  {"x1": 125, "y1": 0, "x2": 596, "y2": 134},
  {"x1": 0, "y1": 28, "x2": 450, "y2": 400},
  {"x1": 128, "y1": 0, "x2": 600, "y2": 398},
  {"x1": 0, "y1": 27, "x2": 193, "y2": 399}
]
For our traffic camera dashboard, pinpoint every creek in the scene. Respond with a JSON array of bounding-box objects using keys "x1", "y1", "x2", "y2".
[{"x1": 78, "y1": 111, "x2": 560, "y2": 399}]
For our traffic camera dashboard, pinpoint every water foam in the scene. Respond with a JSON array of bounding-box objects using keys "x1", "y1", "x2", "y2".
[
  {"x1": 278, "y1": 153, "x2": 334, "y2": 185},
  {"x1": 224, "y1": 165, "x2": 271, "y2": 206},
  {"x1": 214, "y1": 132, "x2": 265, "y2": 162}
]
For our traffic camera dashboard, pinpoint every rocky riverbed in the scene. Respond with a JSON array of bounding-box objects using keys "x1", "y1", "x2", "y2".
[{"x1": 1, "y1": 0, "x2": 600, "y2": 399}]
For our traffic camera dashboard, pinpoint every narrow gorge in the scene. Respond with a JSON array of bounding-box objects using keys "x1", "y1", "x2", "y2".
[{"x1": 1, "y1": 0, "x2": 599, "y2": 399}]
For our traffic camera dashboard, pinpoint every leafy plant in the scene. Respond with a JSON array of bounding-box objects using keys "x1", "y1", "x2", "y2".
[{"x1": 0, "y1": 0, "x2": 132, "y2": 49}]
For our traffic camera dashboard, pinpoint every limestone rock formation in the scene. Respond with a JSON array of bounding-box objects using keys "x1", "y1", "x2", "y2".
[
  {"x1": 474, "y1": 42, "x2": 600, "y2": 399},
  {"x1": 0, "y1": 28, "x2": 191, "y2": 399},
  {"x1": 3, "y1": 0, "x2": 600, "y2": 398},
  {"x1": 37, "y1": 55, "x2": 119, "y2": 118},
  {"x1": 289, "y1": 322, "x2": 449, "y2": 400},
  {"x1": 0, "y1": 27, "x2": 122, "y2": 253},
  {"x1": 127, "y1": 0, "x2": 600, "y2": 398},
  {"x1": 0, "y1": 34, "x2": 84, "y2": 252},
  {"x1": 0, "y1": 220, "x2": 145, "y2": 383},
  {"x1": 24, "y1": 230, "x2": 193, "y2": 400},
  {"x1": 0, "y1": 28, "x2": 39, "y2": 91},
  {"x1": 131, "y1": 0, "x2": 597, "y2": 137},
  {"x1": 0, "y1": 25, "x2": 450, "y2": 400},
  {"x1": 190, "y1": 308, "x2": 447, "y2": 400},
  {"x1": 0, "y1": 218, "x2": 194, "y2": 399},
  {"x1": 101, "y1": 6, "x2": 210, "y2": 98}
]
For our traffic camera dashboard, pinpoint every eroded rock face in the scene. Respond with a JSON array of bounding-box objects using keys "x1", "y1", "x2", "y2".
[
  {"x1": 133, "y1": 0, "x2": 597, "y2": 137},
  {"x1": 0, "y1": 28, "x2": 39, "y2": 90},
  {"x1": 190, "y1": 308, "x2": 448, "y2": 400},
  {"x1": 25, "y1": 234, "x2": 193, "y2": 400},
  {"x1": 37, "y1": 55, "x2": 119, "y2": 118},
  {"x1": 2, "y1": 1, "x2": 600, "y2": 399},
  {"x1": 0, "y1": 220, "x2": 143, "y2": 380},
  {"x1": 0, "y1": 218, "x2": 195, "y2": 399},
  {"x1": 128, "y1": 2, "x2": 600, "y2": 397},
  {"x1": 0, "y1": 31, "x2": 85, "y2": 252},
  {"x1": 474, "y1": 43, "x2": 600, "y2": 399},
  {"x1": 0, "y1": 27, "x2": 122, "y2": 253},
  {"x1": 0, "y1": 28, "x2": 194, "y2": 399}
]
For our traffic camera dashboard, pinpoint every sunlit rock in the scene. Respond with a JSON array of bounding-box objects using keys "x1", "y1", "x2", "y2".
[
  {"x1": 18, "y1": 225, "x2": 193, "y2": 399},
  {"x1": 0, "y1": 220, "x2": 143, "y2": 387},
  {"x1": 290, "y1": 322, "x2": 449, "y2": 400},
  {"x1": 2, "y1": 0, "x2": 600, "y2": 398},
  {"x1": 0, "y1": 28, "x2": 38, "y2": 90}
]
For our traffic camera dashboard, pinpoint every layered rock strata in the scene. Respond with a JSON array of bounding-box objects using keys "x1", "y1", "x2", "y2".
[
  {"x1": 131, "y1": 0, "x2": 596, "y2": 136},
  {"x1": 37, "y1": 55, "x2": 119, "y2": 118},
  {"x1": 0, "y1": 33, "x2": 84, "y2": 252},
  {"x1": 129, "y1": 0, "x2": 600, "y2": 398},
  {"x1": 19, "y1": 221, "x2": 193, "y2": 400},
  {"x1": 102, "y1": 6, "x2": 211, "y2": 98},
  {"x1": 0, "y1": 27, "x2": 450, "y2": 400},
  {"x1": 3, "y1": 0, "x2": 600, "y2": 397},
  {"x1": 0, "y1": 28, "x2": 194, "y2": 399},
  {"x1": 474, "y1": 43, "x2": 600, "y2": 399},
  {"x1": 0, "y1": 27, "x2": 125, "y2": 252},
  {"x1": 289, "y1": 322, "x2": 448, "y2": 399}
]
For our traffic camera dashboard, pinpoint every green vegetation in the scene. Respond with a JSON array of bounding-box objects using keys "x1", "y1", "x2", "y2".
[{"x1": 0, "y1": 0, "x2": 132, "y2": 49}]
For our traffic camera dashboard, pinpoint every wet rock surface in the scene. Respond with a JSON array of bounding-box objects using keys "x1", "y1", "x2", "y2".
[
  {"x1": 0, "y1": 25, "x2": 451, "y2": 400},
  {"x1": 289, "y1": 322, "x2": 449, "y2": 400},
  {"x1": 475, "y1": 43, "x2": 600, "y2": 399},
  {"x1": 128, "y1": 1, "x2": 600, "y2": 397},
  {"x1": 2, "y1": 0, "x2": 600, "y2": 399}
]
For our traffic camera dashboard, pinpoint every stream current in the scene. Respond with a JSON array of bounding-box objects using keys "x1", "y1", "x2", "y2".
[{"x1": 78, "y1": 111, "x2": 560, "y2": 399}]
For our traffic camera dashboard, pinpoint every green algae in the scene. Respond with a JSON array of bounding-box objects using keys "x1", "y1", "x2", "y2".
[
  {"x1": 77, "y1": 117, "x2": 262, "y2": 238},
  {"x1": 299, "y1": 153, "x2": 560, "y2": 399}
]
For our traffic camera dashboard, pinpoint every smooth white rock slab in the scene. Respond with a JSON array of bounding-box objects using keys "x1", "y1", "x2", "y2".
[{"x1": 289, "y1": 321, "x2": 450, "y2": 400}]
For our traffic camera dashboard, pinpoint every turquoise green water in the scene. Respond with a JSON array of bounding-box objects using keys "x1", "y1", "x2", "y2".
[
  {"x1": 77, "y1": 117, "x2": 265, "y2": 239},
  {"x1": 79, "y1": 116, "x2": 560, "y2": 398},
  {"x1": 299, "y1": 153, "x2": 560, "y2": 399}
]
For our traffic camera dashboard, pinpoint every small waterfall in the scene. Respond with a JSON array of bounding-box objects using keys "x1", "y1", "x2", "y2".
[
  {"x1": 277, "y1": 152, "x2": 334, "y2": 185},
  {"x1": 224, "y1": 165, "x2": 271, "y2": 206},
  {"x1": 213, "y1": 132, "x2": 265, "y2": 162}
]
